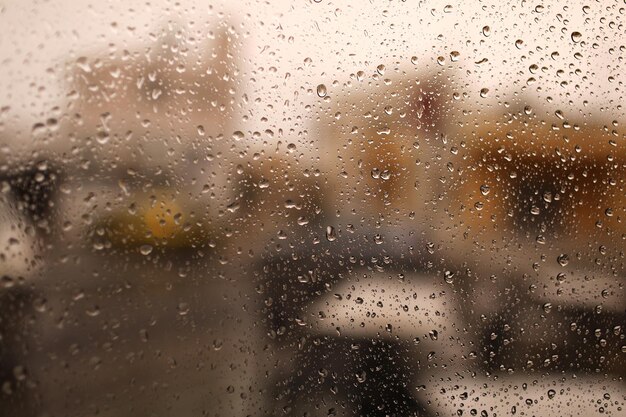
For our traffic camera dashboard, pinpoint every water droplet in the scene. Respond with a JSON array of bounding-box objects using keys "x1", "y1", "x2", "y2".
[
  {"x1": 479, "y1": 88, "x2": 489, "y2": 98},
  {"x1": 139, "y1": 329, "x2": 149, "y2": 342},
  {"x1": 543, "y1": 191, "x2": 552, "y2": 202},
  {"x1": 316, "y1": 84, "x2": 327, "y2": 98},
  {"x1": 571, "y1": 31, "x2": 582, "y2": 43},
  {"x1": 326, "y1": 226, "x2": 337, "y2": 242},
  {"x1": 140, "y1": 245, "x2": 153, "y2": 255},
  {"x1": 482, "y1": 26, "x2": 491, "y2": 37},
  {"x1": 356, "y1": 371, "x2": 367, "y2": 383},
  {"x1": 226, "y1": 201, "x2": 240, "y2": 213},
  {"x1": 177, "y1": 302, "x2": 190, "y2": 316}
]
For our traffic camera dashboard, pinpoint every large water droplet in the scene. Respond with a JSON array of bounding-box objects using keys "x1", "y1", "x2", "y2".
[
  {"x1": 316, "y1": 84, "x2": 327, "y2": 97},
  {"x1": 326, "y1": 226, "x2": 337, "y2": 241}
]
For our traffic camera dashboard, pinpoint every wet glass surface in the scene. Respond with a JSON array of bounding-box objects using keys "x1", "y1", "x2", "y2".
[{"x1": 0, "y1": 1, "x2": 624, "y2": 416}]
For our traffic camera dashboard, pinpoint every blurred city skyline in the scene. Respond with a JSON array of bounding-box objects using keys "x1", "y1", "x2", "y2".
[{"x1": 1, "y1": 0, "x2": 623, "y2": 134}]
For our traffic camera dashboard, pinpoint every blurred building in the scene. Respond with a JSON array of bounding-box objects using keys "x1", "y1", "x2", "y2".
[
  {"x1": 52, "y1": 23, "x2": 241, "y2": 252},
  {"x1": 317, "y1": 69, "x2": 454, "y2": 230}
]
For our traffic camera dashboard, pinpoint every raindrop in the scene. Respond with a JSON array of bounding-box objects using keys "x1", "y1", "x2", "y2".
[
  {"x1": 177, "y1": 302, "x2": 190, "y2": 316},
  {"x1": 316, "y1": 84, "x2": 327, "y2": 97},
  {"x1": 356, "y1": 371, "x2": 367, "y2": 383},
  {"x1": 326, "y1": 226, "x2": 337, "y2": 242},
  {"x1": 139, "y1": 329, "x2": 149, "y2": 342},
  {"x1": 543, "y1": 191, "x2": 552, "y2": 202}
]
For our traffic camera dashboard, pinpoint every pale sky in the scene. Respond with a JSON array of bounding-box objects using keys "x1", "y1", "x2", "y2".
[{"x1": 0, "y1": 0, "x2": 623, "y2": 142}]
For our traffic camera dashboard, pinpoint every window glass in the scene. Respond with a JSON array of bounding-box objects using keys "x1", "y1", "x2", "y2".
[{"x1": 0, "y1": 1, "x2": 624, "y2": 416}]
